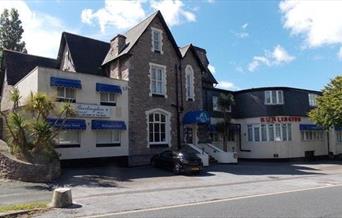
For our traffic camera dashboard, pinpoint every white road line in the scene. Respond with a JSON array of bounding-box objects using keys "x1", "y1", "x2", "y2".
[{"x1": 84, "y1": 183, "x2": 342, "y2": 218}]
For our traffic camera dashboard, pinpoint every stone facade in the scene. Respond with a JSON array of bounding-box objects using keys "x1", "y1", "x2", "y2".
[{"x1": 110, "y1": 15, "x2": 204, "y2": 165}]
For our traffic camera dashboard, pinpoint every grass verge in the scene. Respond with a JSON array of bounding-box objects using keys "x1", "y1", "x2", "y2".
[{"x1": 0, "y1": 201, "x2": 48, "y2": 213}]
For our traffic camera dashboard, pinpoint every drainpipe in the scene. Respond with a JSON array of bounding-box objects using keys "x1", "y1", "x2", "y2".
[{"x1": 175, "y1": 64, "x2": 181, "y2": 150}]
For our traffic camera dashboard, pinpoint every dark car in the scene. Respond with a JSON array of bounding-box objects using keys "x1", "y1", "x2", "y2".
[{"x1": 151, "y1": 150, "x2": 203, "y2": 174}]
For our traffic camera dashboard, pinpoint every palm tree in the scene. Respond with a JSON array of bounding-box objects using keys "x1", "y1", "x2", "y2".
[{"x1": 217, "y1": 93, "x2": 235, "y2": 151}]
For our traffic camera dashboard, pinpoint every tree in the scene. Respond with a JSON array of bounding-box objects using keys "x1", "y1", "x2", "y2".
[
  {"x1": 0, "y1": 89, "x2": 74, "y2": 163},
  {"x1": 0, "y1": 8, "x2": 27, "y2": 59},
  {"x1": 309, "y1": 76, "x2": 342, "y2": 129},
  {"x1": 217, "y1": 93, "x2": 235, "y2": 151}
]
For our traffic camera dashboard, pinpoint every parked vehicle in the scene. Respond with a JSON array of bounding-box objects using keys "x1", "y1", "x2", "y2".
[{"x1": 151, "y1": 150, "x2": 203, "y2": 174}]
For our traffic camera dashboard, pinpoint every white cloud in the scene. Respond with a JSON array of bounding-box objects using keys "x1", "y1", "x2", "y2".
[
  {"x1": 241, "y1": 23, "x2": 248, "y2": 29},
  {"x1": 216, "y1": 81, "x2": 239, "y2": 91},
  {"x1": 338, "y1": 47, "x2": 342, "y2": 61},
  {"x1": 247, "y1": 45, "x2": 295, "y2": 72},
  {"x1": 208, "y1": 64, "x2": 216, "y2": 74},
  {"x1": 81, "y1": 0, "x2": 146, "y2": 33},
  {"x1": 81, "y1": 0, "x2": 196, "y2": 33},
  {"x1": 280, "y1": 0, "x2": 342, "y2": 48},
  {"x1": 0, "y1": 0, "x2": 68, "y2": 58},
  {"x1": 150, "y1": 0, "x2": 196, "y2": 27}
]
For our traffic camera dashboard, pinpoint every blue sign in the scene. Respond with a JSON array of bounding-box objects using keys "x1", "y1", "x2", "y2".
[
  {"x1": 183, "y1": 111, "x2": 210, "y2": 125},
  {"x1": 47, "y1": 118, "x2": 86, "y2": 130},
  {"x1": 92, "y1": 120, "x2": 127, "y2": 130}
]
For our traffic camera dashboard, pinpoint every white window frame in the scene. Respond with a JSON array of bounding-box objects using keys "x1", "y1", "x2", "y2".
[
  {"x1": 151, "y1": 27, "x2": 163, "y2": 54},
  {"x1": 308, "y1": 93, "x2": 318, "y2": 107},
  {"x1": 247, "y1": 123, "x2": 292, "y2": 142},
  {"x1": 56, "y1": 86, "x2": 76, "y2": 102},
  {"x1": 336, "y1": 131, "x2": 342, "y2": 144},
  {"x1": 96, "y1": 130, "x2": 121, "y2": 145},
  {"x1": 100, "y1": 92, "x2": 117, "y2": 105},
  {"x1": 301, "y1": 130, "x2": 324, "y2": 141},
  {"x1": 264, "y1": 90, "x2": 284, "y2": 105},
  {"x1": 145, "y1": 108, "x2": 171, "y2": 147},
  {"x1": 149, "y1": 63, "x2": 167, "y2": 97},
  {"x1": 185, "y1": 65, "x2": 195, "y2": 101},
  {"x1": 55, "y1": 130, "x2": 80, "y2": 146}
]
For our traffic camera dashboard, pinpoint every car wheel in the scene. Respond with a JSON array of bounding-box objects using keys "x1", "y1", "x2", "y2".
[{"x1": 173, "y1": 163, "x2": 181, "y2": 175}]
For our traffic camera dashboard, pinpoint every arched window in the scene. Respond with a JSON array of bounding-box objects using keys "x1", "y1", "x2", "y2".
[
  {"x1": 185, "y1": 65, "x2": 195, "y2": 101},
  {"x1": 146, "y1": 109, "x2": 171, "y2": 148}
]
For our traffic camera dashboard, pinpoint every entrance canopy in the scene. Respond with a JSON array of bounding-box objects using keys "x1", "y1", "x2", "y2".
[{"x1": 183, "y1": 110, "x2": 210, "y2": 125}]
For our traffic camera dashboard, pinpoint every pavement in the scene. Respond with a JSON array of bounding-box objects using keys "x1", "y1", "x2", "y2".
[{"x1": 1, "y1": 160, "x2": 342, "y2": 217}]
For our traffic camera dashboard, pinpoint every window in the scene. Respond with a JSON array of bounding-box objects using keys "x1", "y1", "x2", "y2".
[
  {"x1": 264, "y1": 90, "x2": 284, "y2": 105},
  {"x1": 261, "y1": 124, "x2": 267, "y2": 142},
  {"x1": 308, "y1": 93, "x2": 318, "y2": 107},
  {"x1": 96, "y1": 130, "x2": 120, "y2": 147},
  {"x1": 337, "y1": 131, "x2": 342, "y2": 144},
  {"x1": 147, "y1": 109, "x2": 170, "y2": 148},
  {"x1": 254, "y1": 126, "x2": 260, "y2": 142},
  {"x1": 151, "y1": 28, "x2": 163, "y2": 53},
  {"x1": 268, "y1": 124, "x2": 274, "y2": 141},
  {"x1": 150, "y1": 64, "x2": 166, "y2": 97},
  {"x1": 185, "y1": 65, "x2": 195, "y2": 101},
  {"x1": 301, "y1": 130, "x2": 324, "y2": 141},
  {"x1": 55, "y1": 130, "x2": 80, "y2": 147},
  {"x1": 56, "y1": 87, "x2": 76, "y2": 103},
  {"x1": 227, "y1": 130, "x2": 235, "y2": 142},
  {"x1": 248, "y1": 123, "x2": 292, "y2": 142},
  {"x1": 100, "y1": 92, "x2": 116, "y2": 106},
  {"x1": 247, "y1": 125, "x2": 253, "y2": 142},
  {"x1": 213, "y1": 96, "x2": 219, "y2": 111}
]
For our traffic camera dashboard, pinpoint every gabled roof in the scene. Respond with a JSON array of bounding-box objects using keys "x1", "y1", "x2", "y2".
[
  {"x1": 1, "y1": 49, "x2": 58, "y2": 86},
  {"x1": 57, "y1": 32, "x2": 110, "y2": 76},
  {"x1": 102, "y1": 10, "x2": 182, "y2": 66},
  {"x1": 180, "y1": 44, "x2": 217, "y2": 84}
]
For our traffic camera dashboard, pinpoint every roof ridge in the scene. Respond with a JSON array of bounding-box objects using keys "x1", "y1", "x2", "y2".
[
  {"x1": 63, "y1": 32, "x2": 109, "y2": 45},
  {"x1": 3, "y1": 49, "x2": 57, "y2": 61},
  {"x1": 124, "y1": 10, "x2": 159, "y2": 36}
]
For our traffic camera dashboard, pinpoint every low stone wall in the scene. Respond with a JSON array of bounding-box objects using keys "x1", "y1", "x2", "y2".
[{"x1": 0, "y1": 151, "x2": 61, "y2": 183}]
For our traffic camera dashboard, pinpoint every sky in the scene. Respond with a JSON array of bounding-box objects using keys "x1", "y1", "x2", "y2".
[{"x1": 1, "y1": 0, "x2": 342, "y2": 91}]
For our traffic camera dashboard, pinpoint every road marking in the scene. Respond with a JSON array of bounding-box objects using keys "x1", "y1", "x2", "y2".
[{"x1": 84, "y1": 183, "x2": 342, "y2": 218}]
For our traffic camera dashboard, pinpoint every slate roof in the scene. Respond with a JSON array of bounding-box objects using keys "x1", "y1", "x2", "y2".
[
  {"x1": 180, "y1": 44, "x2": 217, "y2": 84},
  {"x1": 57, "y1": 32, "x2": 110, "y2": 76},
  {"x1": 1, "y1": 49, "x2": 58, "y2": 86},
  {"x1": 102, "y1": 11, "x2": 182, "y2": 66}
]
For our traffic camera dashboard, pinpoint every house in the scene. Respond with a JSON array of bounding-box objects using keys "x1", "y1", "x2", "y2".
[{"x1": 0, "y1": 11, "x2": 216, "y2": 165}]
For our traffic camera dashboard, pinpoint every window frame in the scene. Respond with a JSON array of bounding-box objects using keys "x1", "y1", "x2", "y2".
[
  {"x1": 146, "y1": 108, "x2": 171, "y2": 148},
  {"x1": 308, "y1": 93, "x2": 318, "y2": 107},
  {"x1": 56, "y1": 86, "x2": 76, "y2": 103},
  {"x1": 151, "y1": 27, "x2": 163, "y2": 54},
  {"x1": 100, "y1": 92, "x2": 117, "y2": 106},
  {"x1": 55, "y1": 130, "x2": 80, "y2": 148},
  {"x1": 264, "y1": 90, "x2": 284, "y2": 105},
  {"x1": 185, "y1": 65, "x2": 195, "y2": 101},
  {"x1": 96, "y1": 130, "x2": 121, "y2": 147},
  {"x1": 149, "y1": 63, "x2": 167, "y2": 97}
]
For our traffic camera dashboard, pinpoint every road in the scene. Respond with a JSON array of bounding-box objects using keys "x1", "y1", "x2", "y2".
[{"x1": 99, "y1": 185, "x2": 342, "y2": 218}]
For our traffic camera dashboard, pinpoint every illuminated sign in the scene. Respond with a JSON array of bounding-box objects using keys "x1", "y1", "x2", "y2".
[{"x1": 260, "y1": 116, "x2": 301, "y2": 123}]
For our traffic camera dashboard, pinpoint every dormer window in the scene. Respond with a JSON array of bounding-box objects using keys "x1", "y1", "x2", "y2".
[
  {"x1": 308, "y1": 93, "x2": 318, "y2": 107},
  {"x1": 265, "y1": 90, "x2": 284, "y2": 105},
  {"x1": 151, "y1": 27, "x2": 163, "y2": 54}
]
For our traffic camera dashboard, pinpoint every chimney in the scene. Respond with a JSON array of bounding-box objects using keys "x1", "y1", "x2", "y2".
[{"x1": 110, "y1": 34, "x2": 126, "y2": 56}]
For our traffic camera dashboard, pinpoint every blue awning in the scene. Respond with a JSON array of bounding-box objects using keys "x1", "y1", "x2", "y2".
[
  {"x1": 183, "y1": 111, "x2": 210, "y2": 125},
  {"x1": 96, "y1": 83, "x2": 122, "y2": 94},
  {"x1": 50, "y1": 77, "x2": 81, "y2": 89},
  {"x1": 335, "y1": 127, "x2": 342, "y2": 131},
  {"x1": 47, "y1": 118, "x2": 86, "y2": 130},
  {"x1": 299, "y1": 124, "x2": 324, "y2": 131},
  {"x1": 91, "y1": 120, "x2": 127, "y2": 130}
]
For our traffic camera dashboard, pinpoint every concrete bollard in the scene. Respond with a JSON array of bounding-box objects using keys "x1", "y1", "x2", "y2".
[{"x1": 50, "y1": 188, "x2": 73, "y2": 208}]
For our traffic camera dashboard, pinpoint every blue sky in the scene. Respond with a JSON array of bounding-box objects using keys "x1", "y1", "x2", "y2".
[{"x1": 1, "y1": 0, "x2": 342, "y2": 91}]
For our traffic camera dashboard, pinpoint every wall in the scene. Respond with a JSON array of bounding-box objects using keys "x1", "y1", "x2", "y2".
[
  {"x1": 237, "y1": 116, "x2": 329, "y2": 159},
  {"x1": 13, "y1": 67, "x2": 129, "y2": 160}
]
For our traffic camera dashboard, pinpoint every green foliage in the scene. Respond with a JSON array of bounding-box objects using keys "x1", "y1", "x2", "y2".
[
  {"x1": 0, "y1": 8, "x2": 27, "y2": 53},
  {"x1": 216, "y1": 93, "x2": 235, "y2": 151},
  {"x1": 0, "y1": 89, "x2": 74, "y2": 163},
  {"x1": 309, "y1": 76, "x2": 342, "y2": 129}
]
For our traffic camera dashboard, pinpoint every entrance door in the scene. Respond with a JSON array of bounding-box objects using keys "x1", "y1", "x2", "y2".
[{"x1": 184, "y1": 125, "x2": 198, "y2": 145}]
